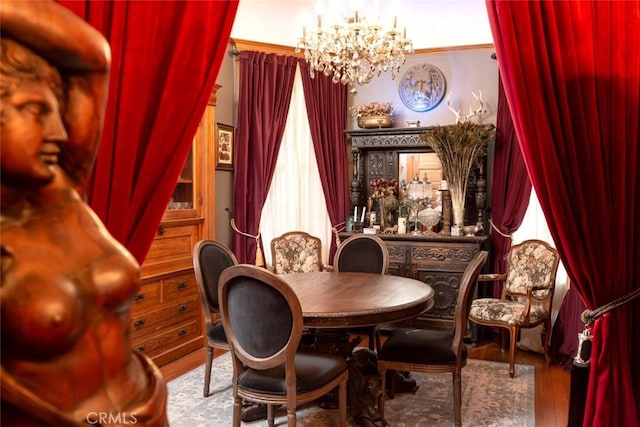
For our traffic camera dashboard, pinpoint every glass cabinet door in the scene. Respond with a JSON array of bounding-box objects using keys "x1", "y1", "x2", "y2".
[{"x1": 167, "y1": 147, "x2": 195, "y2": 211}]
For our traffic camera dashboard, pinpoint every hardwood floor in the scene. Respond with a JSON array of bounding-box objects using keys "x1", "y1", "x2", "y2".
[{"x1": 161, "y1": 337, "x2": 571, "y2": 427}]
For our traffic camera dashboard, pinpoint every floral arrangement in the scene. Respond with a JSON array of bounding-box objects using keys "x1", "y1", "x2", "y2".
[
  {"x1": 350, "y1": 101, "x2": 394, "y2": 117},
  {"x1": 370, "y1": 178, "x2": 399, "y2": 199}
]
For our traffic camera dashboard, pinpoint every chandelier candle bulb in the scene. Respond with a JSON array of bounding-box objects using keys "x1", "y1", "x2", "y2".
[{"x1": 296, "y1": 5, "x2": 414, "y2": 92}]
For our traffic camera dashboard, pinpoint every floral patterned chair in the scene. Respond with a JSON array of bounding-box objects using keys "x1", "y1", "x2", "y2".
[
  {"x1": 270, "y1": 231, "x2": 325, "y2": 274},
  {"x1": 469, "y1": 239, "x2": 560, "y2": 377}
]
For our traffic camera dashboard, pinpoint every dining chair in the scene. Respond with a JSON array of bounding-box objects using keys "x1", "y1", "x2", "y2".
[
  {"x1": 376, "y1": 250, "x2": 488, "y2": 427},
  {"x1": 333, "y1": 234, "x2": 389, "y2": 351},
  {"x1": 469, "y1": 239, "x2": 560, "y2": 377},
  {"x1": 270, "y1": 231, "x2": 325, "y2": 274},
  {"x1": 192, "y1": 239, "x2": 237, "y2": 397},
  {"x1": 218, "y1": 264, "x2": 349, "y2": 427}
]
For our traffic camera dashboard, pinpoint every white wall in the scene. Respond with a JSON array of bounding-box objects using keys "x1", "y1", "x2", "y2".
[{"x1": 347, "y1": 47, "x2": 499, "y2": 130}]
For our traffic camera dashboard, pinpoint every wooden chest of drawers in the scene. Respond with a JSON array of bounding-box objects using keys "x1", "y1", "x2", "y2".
[
  {"x1": 339, "y1": 232, "x2": 488, "y2": 330},
  {"x1": 130, "y1": 270, "x2": 202, "y2": 367}
]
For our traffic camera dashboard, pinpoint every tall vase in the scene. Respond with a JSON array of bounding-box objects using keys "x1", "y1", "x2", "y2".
[{"x1": 449, "y1": 187, "x2": 465, "y2": 236}]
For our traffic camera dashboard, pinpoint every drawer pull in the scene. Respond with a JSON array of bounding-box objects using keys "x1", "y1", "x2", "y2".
[
  {"x1": 157, "y1": 225, "x2": 165, "y2": 236},
  {"x1": 137, "y1": 345, "x2": 146, "y2": 352},
  {"x1": 177, "y1": 282, "x2": 188, "y2": 290},
  {"x1": 134, "y1": 319, "x2": 146, "y2": 328},
  {"x1": 177, "y1": 305, "x2": 187, "y2": 313},
  {"x1": 135, "y1": 293, "x2": 145, "y2": 302},
  {"x1": 178, "y1": 329, "x2": 188, "y2": 337}
]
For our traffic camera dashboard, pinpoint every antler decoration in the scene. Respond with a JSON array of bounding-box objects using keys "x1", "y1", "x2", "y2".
[{"x1": 447, "y1": 90, "x2": 486, "y2": 124}]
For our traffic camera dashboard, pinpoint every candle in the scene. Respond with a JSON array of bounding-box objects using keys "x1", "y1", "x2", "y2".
[
  {"x1": 318, "y1": 15, "x2": 322, "y2": 29},
  {"x1": 398, "y1": 217, "x2": 407, "y2": 234},
  {"x1": 440, "y1": 180, "x2": 448, "y2": 190},
  {"x1": 393, "y1": 16, "x2": 397, "y2": 28},
  {"x1": 354, "y1": 206, "x2": 358, "y2": 221},
  {"x1": 361, "y1": 207, "x2": 366, "y2": 223}
]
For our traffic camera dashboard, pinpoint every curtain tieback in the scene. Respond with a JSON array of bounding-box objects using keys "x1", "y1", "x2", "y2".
[
  {"x1": 581, "y1": 287, "x2": 640, "y2": 326},
  {"x1": 575, "y1": 287, "x2": 640, "y2": 366},
  {"x1": 332, "y1": 222, "x2": 345, "y2": 247},
  {"x1": 228, "y1": 210, "x2": 264, "y2": 268},
  {"x1": 488, "y1": 218, "x2": 512, "y2": 239}
]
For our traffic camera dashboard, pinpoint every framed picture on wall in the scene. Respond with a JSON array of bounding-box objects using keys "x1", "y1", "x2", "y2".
[{"x1": 216, "y1": 123, "x2": 234, "y2": 170}]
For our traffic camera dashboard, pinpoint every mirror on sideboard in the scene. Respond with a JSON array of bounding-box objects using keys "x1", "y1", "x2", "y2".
[{"x1": 398, "y1": 152, "x2": 443, "y2": 201}]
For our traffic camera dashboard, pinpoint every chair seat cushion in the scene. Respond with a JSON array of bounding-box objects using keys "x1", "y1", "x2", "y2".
[
  {"x1": 238, "y1": 351, "x2": 348, "y2": 395},
  {"x1": 208, "y1": 321, "x2": 227, "y2": 345},
  {"x1": 378, "y1": 328, "x2": 466, "y2": 365},
  {"x1": 469, "y1": 298, "x2": 548, "y2": 326}
]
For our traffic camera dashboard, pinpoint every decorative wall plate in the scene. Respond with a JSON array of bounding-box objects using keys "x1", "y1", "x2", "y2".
[{"x1": 398, "y1": 64, "x2": 447, "y2": 112}]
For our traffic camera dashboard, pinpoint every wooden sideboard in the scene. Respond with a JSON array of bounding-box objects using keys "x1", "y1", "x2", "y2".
[{"x1": 338, "y1": 232, "x2": 488, "y2": 330}]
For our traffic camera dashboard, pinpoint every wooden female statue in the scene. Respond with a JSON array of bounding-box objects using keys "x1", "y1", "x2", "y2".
[{"x1": 0, "y1": 1, "x2": 168, "y2": 425}]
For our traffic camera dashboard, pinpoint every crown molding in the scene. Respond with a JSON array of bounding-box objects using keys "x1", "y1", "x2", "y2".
[
  {"x1": 231, "y1": 38, "x2": 494, "y2": 57},
  {"x1": 231, "y1": 38, "x2": 302, "y2": 57}
]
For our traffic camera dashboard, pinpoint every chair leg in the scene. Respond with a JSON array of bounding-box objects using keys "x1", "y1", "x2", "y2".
[
  {"x1": 268, "y1": 404, "x2": 275, "y2": 427},
  {"x1": 338, "y1": 378, "x2": 348, "y2": 427},
  {"x1": 377, "y1": 366, "x2": 387, "y2": 420},
  {"x1": 232, "y1": 395, "x2": 242, "y2": 427},
  {"x1": 286, "y1": 405, "x2": 296, "y2": 427},
  {"x1": 452, "y1": 370, "x2": 462, "y2": 427},
  {"x1": 368, "y1": 327, "x2": 376, "y2": 351},
  {"x1": 542, "y1": 318, "x2": 552, "y2": 365},
  {"x1": 204, "y1": 345, "x2": 213, "y2": 397},
  {"x1": 508, "y1": 326, "x2": 518, "y2": 378}
]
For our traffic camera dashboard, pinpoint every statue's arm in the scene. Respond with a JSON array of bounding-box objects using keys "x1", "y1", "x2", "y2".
[{"x1": 0, "y1": 0, "x2": 111, "y2": 193}]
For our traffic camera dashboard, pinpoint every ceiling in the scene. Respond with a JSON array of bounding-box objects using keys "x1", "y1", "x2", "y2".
[{"x1": 230, "y1": 0, "x2": 495, "y2": 50}]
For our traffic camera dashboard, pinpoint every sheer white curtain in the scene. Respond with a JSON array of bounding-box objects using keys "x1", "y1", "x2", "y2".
[
  {"x1": 260, "y1": 66, "x2": 333, "y2": 269},
  {"x1": 513, "y1": 188, "x2": 569, "y2": 352}
]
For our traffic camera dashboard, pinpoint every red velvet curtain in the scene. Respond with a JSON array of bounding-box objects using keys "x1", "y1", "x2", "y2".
[
  {"x1": 59, "y1": 0, "x2": 238, "y2": 263},
  {"x1": 298, "y1": 60, "x2": 350, "y2": 261},
  {"x1": 232, "y1": 52, "x2": 298, "y2": 264},
  {"x1": 487, "y1": 73, "x2": 532, "y2": 297},
  {"x1": 487, "y1": 1, "x2": 640, "y2": 425}
]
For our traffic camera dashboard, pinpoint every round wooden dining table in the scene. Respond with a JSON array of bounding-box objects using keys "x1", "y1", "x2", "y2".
[
  {"x1": 278, "y1": 271, "x2": 435, "y2": 426},
  {"x1": 278, "y1": 271, "x2": 435, "y2": 328}
]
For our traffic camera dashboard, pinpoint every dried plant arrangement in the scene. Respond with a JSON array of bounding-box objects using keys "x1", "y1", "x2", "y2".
[{"x1": 421, "y1": 122, "x2": 495, "y2": 230}]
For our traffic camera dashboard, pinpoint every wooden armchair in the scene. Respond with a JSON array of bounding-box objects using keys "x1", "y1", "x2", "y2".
[
  {"x1": 469, "y1": 239, "x2": 560, "y2": 377},
  {"x1": 192, "y1": 240, "x2": 237, "y2": 397},
  {"x1": 376, "y1": 251, "x2": 488, "y2": 427},
  {"x1": 270, "y1": 231, "x2": 325, "y2": 274},
  {"x1": 218, "y1": 265, "x2": 348, "y2": 427}
]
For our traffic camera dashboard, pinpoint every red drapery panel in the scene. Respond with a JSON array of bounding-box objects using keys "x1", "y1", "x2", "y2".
[
  {"x1": 487, "y1": 1, "x2": 640, "y2": 425},
  {"x1": 59, "y1": 0, "x2": 238, "y2": 262},
  {"x1": 488, "y1": 72, "x2": 532, "y2": 297},
  {"x1": 232, "y1": 52, "x2": 298, "y2": 264},
  {"x1": 298, "y1": 60, "x2": 350, "y2": 261}
]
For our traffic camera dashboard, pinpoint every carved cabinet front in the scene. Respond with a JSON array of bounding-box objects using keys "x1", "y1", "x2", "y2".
[{"x1": 342, "y1": 233, "x2": 488, "y2": 330}]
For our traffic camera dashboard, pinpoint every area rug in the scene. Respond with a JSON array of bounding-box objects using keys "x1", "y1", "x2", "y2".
[{"x1": 167, "y1": 352, "x2": 534, "y2": 427}]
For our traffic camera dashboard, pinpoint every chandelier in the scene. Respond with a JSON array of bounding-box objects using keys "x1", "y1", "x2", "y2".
[{"x1": 295, "y1": 10, "x2": 413, "y2": 92}]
